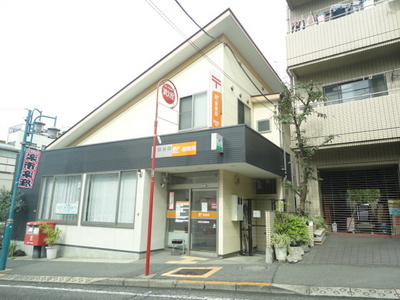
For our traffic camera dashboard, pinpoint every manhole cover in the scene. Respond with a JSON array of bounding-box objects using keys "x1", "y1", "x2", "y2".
[
  {"x1": 240, "y1": 265, "x2": 269, "y2": 271},
  {"x1": 173, "y1": 268, "x2": 212, "y2": 276}
]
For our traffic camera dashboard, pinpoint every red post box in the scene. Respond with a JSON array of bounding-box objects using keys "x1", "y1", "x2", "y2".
[{"x1": 24, "y1": 221, "x2": 55, "y2": 246}]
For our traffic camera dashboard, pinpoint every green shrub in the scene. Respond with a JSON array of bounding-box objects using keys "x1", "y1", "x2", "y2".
[
  {"x1": 271, "y1": 233, "x2": 292, "y2": 248},
  {"x1": 8, "y1": 241, "x2": 17, "y2": 257},
  {"x1": 309, "y1": 216, "x2": 328, "y2": 230},
  {"x1": 287, "y1": 215, "x2": 310, "y2": 246},
  {"x1": 274, "y1": 211, "x2": 310, "y2": 246}
]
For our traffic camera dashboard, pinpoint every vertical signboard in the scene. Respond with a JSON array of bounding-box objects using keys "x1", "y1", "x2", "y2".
[
  {"x1": 18, "y1": 148, "x2": 41, "y2": 189},
  {"x1": 210, "y1": 70, "x2": 222, "y2": 128}
]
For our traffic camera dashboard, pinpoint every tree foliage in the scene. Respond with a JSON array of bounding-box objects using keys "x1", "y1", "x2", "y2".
[
  {"x1": 275, "y1": 81, "x2": 334, "y2": 213},
  {"x1": 0, "y1": 188, "x2": 25, "y2": 223}
]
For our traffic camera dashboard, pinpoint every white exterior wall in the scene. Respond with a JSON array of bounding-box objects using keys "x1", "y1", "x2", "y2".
[
  {"x1": 76, "y1": 45, "x2": 225, "y2": 146},
  {"x1": 252, "y1": 101, "x2": 280, "y2": 147},
  {"x1": 222, "y1": 45, "x2": 269, "y2": 127},
  {"x1": 54, "y1": 170, "x2": 167, "y2": 259},
  {"x1": 76, "y1": 41, "x2": 273, "y2": 147},
  {"x1": 219, "y1": 170, "x2": 255, "y2": 256}
]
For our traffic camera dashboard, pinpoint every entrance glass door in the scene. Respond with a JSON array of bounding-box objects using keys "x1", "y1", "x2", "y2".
[
  {"x1": 166, "y1": 188, "x2": 217, "y2": 253},
  {"x1": 190, "y1": 189, "x2": 217, "y2": 252}
]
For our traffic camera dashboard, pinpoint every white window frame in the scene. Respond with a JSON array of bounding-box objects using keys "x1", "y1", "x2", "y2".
[
  {"x1": 38, "y1": 174, "x2": 82, "y2": 223},
  {"x1": 82, "y1": 170, "x2": 137, "y2": 228},
  {"x1": 179, "y1": 92, "x2": 208, "y2": 131}
]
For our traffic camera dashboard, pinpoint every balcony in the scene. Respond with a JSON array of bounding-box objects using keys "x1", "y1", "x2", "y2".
[
  {"x1": 286, "y1": 0, "x2": 400, "y2": 77},
  {"x1": 294, "y1": 71, "x2": 400, "y2": 148}
]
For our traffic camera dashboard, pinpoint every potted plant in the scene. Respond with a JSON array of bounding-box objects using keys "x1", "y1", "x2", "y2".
[
  {"x1": 39, "y1": 222, "x2": 62, "y2": 259},
  {"x1": 271, "y1": 233, "x2": 292, "y2": 262}
]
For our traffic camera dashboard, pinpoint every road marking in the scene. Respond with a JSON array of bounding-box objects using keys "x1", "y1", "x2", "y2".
[
  {"x1": 162, "y1": 267, "x2": 222, "y2": 278},
  {"x1": 166, "y1": 256, "x2": 209, "y2": 264},
  {"x1": 0, "y1": 284, "x2": 251, "y2": 299},
  {"x1": 179, "y1": 280, "x2": 272, "y2": 286}
]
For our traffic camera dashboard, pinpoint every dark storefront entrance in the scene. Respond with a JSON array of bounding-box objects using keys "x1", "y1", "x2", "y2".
[{"x1": 320, "y1": 166, "x2": 400, "y2": 235}]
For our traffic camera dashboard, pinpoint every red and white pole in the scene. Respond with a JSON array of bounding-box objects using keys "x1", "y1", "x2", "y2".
[{"x1": 145, "y1": 79, "x2": 178, "y2": 276}]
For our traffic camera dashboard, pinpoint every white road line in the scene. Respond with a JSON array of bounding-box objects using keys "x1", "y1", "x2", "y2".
[{"x1": 0, "y1": 284, "x2": 247, "y2": 300}]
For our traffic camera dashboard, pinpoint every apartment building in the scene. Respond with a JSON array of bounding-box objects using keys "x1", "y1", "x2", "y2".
[
  {"x1": 286, "y1": 0, "x2": 400, "y2": 235},
  {"x1": 0, "y1": 141, "x2": 18, "y2": 189},
  {"x1": 14, "y1": 10, "x2": 292, "y2": 259}
]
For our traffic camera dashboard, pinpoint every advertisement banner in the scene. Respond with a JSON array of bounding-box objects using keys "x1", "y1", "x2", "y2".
[
  {"x1": 210, "y1": 70, "x2": 222, "y2": 128},
  {"x1": 18, "y1": 148, "x2": 41, "y2": 189}
]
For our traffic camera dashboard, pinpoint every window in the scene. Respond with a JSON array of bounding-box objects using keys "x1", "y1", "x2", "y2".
[
  {"x1": 38, "y1": 174, "x2": 82, "y2": 222},
  {"x1": 257, "y1": 119, "x2": 271, "y2": 133},
  {"x1": 179, "y1": 92, "x2": 207, "y2": 130},
  {"x1": 324, "y1": 75, "x2": 388, "y2": 104},
  {"x1": 255, "y1": 179, "x2": 277, "y2": 194},
  {"x1": 83, "y1": 170, "x2": 137, "y2": 226},
  {"x1": 238, "y1": 100, "x2": 251, "y2": 126}
]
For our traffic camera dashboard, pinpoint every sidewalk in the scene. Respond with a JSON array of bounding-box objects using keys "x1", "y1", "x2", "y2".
[{"x1": 1, "y1": 234, "x2": 399, "y2": 299}]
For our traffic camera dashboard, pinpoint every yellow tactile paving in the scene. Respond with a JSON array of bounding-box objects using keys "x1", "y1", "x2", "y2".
[{"x1": 166, "y1": 256, "x2": 209, "y2": 264}]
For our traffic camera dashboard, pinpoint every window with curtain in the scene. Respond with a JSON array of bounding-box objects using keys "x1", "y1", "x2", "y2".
[
  {"x1": 179, "y1": 92, "x2": 207, "y2": 130},
  {"x1": 323, "y1": 74, "x2": 388, "y2": 104},
  {"x1": 238, "y1": 100, "x2": 251, "y2": 126},
  {"x1": 83, "y1": 170, "x2": 137, "y2": 226},
  {"x1": 38, "y1": 174, "x2": 82, "y2": 222}
]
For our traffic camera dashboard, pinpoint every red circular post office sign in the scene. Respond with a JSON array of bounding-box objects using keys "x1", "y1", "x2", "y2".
[{"x1": 161, "y1": 83, "x2": 177, "y2": 108}]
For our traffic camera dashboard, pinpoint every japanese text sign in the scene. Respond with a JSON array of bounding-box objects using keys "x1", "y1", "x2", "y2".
[{"x1": 18, "y1": 148, "x2": 41, "y2": 189}]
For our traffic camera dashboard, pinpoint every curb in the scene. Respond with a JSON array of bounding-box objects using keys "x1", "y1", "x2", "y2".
[{"x1": 0, "y1": 275, "x2": 399, "y2": 299}]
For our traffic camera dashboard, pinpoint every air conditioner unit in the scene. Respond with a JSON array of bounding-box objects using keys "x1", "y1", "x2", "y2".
[{"x1": 231, "y1": 195, "x2": 244, "y2": 221}]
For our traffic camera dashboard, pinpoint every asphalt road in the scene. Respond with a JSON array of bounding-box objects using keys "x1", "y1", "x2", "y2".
[{"x1": 0, "y1": 281, "x2": 389, "y2": 300}]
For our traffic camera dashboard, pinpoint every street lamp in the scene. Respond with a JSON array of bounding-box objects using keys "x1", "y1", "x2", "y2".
[{"x1": 0, "y1": 108, "x2": 57, "y2": 270}]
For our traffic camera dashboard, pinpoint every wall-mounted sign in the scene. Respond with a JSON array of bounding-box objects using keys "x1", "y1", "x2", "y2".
[
  {"x1": 210, "y1": 70, "x2": 222, "y2": 128},
  {"x1": 191, "y1": 211, "x2": 217, "y2": 219},
  {"x1": 55, "y1": 202, "x2": 79, "y2": 215},
  {"x1": 168, "y1": 192, "x2": 175, "y2": 210},
  {"x1": 155, "y1": 141, "x2": 197, "y2": 158},
  {"x1": 211, "y1": 133, "x2": 223, "y2": 153},
  {"x1": 18, "y1": 148, "x2": 41, "y2": 189}
]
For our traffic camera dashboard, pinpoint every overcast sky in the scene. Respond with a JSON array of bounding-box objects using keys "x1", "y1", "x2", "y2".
[{"x1": 0, "y1": 0, "x2": 288, "y2": 141}]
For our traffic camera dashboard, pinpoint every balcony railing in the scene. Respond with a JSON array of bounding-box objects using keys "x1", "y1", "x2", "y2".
[
  {"x1": 297, "y1": 68, "x2": 400, "y2": 110},
  {"x1": 288, "y1": 0, "x2": 387, "y2": 34}
]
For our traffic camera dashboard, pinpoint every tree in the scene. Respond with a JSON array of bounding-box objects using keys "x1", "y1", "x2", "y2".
[
  {"x1": 0, "y1": 188, "x2": 25, "y2": 235},
  {"x1": 275, "y1": 81, "x2": 334, "y2": 214}
]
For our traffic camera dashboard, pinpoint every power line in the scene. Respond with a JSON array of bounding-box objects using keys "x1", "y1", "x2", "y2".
[
  {"x1": 146, "y1": 0, "x2": 277, "y2": 114},
  {"x1": 146, "y1": 0, "x2": 254, "y2": 103},
  {"x1": 174, "y1": 0, "x2": 277, "y2": 109}
]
